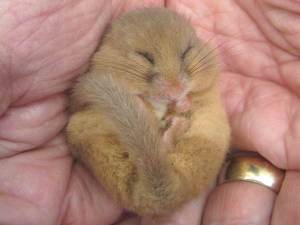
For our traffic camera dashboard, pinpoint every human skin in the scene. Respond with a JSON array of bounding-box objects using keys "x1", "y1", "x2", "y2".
[{"x1": 0, "y1": 0, "x2": 299, "y2": 224}]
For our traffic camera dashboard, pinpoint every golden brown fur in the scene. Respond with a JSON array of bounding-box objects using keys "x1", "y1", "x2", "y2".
[{"x1": 66, "y1": 7, "x2": 230, "y2": 216}]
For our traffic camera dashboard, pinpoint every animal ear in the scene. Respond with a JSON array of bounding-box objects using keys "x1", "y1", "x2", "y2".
[{"x1": 136, "y1": 51, "x2": 155, "y2": 65}]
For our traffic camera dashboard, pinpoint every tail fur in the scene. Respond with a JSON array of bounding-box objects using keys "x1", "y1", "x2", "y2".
[{"x1": 71, "y1": 73, "x2": 183, "y2": 213}]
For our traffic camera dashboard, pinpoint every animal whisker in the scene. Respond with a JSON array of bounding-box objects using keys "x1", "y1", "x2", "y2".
[
  {"x1": 189, "y1": 48, "x2": 218, "y2": 74},
  {"x1": 97, "y1": 61, "x2": 147, "y2": 77}
]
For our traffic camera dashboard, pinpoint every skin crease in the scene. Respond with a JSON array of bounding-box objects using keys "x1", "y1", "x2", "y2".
[{"x1": 0, "y1": 0, "x2": 299, "y2": 224}]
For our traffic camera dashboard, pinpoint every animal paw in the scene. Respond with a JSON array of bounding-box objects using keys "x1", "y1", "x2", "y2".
[{"x1": 162, "y1": 116, "x2": 190, "y2": 147}]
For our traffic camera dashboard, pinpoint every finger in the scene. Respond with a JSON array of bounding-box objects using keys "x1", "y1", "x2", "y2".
[
  {"x1": 3, "y1": 0, "x2": 114, "y2": 105},
  {"x1": 203, "y1": 182, "x2": 276, "y2": 225},
  {"x1": 0, "y1": 95, "x2": 67, "y2": 157},
  {"x1": 219, "y1": 72, "x2": 300, "y2": 170},
  {"x1": 141, "y1": 192, "x2": 209, "y2": 225},
  {"x1": 0, "y1": 136, "x2": 72, "y2": 224},
  {"x1": 61, "y1": 163, "x2": 123, "y2": 225},
  {"x1": 271, "y1": 171, "x2": 300, "y2": 225}
]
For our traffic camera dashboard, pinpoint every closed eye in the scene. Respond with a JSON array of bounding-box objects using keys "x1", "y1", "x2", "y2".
[
  {"x1": 181, "y1": 45, "x2": 193, "y2": 60},
  {"x1": 136, "y1": 51, "x2": 155, "y2": 65}
]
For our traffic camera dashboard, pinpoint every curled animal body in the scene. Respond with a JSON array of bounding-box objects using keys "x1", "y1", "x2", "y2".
[{"x1": 66, "y1": 7, "x2": 230, "y2": 216}]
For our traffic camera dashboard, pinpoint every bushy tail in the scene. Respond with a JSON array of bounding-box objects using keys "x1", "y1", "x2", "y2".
[{"x1": 71, "y1": 73, "x2": 184, "y2": 213}]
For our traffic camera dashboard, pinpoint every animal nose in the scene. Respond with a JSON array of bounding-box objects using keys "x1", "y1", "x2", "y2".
[{"x1": 165, "y1": 82, "x2": 184, "y2": 100}]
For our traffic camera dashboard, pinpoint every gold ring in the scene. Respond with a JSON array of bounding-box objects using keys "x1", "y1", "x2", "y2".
[{"x1": 219, "y1": 152, "x2": 285, "y2": 193}]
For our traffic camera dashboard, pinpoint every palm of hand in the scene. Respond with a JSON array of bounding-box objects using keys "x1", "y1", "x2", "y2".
[{"x1": 0, "y1": 0, "x2": 299, "y2": 224}]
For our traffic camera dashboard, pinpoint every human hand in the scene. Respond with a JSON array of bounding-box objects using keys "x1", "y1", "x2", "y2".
[
  {"x1": 0, "y1": 1, "x2": 150, "y2": 224},
  {"x1": 175, "y1": 1, "x2": 299, "y2": 224},
  {"x1": 1, "y1": 0, "x2": 299, "y2": 225}
]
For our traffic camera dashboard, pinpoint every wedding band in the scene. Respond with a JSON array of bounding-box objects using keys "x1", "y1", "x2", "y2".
[{"x1": 220, "y1": 152, "x2": 285, "y2": 193}]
